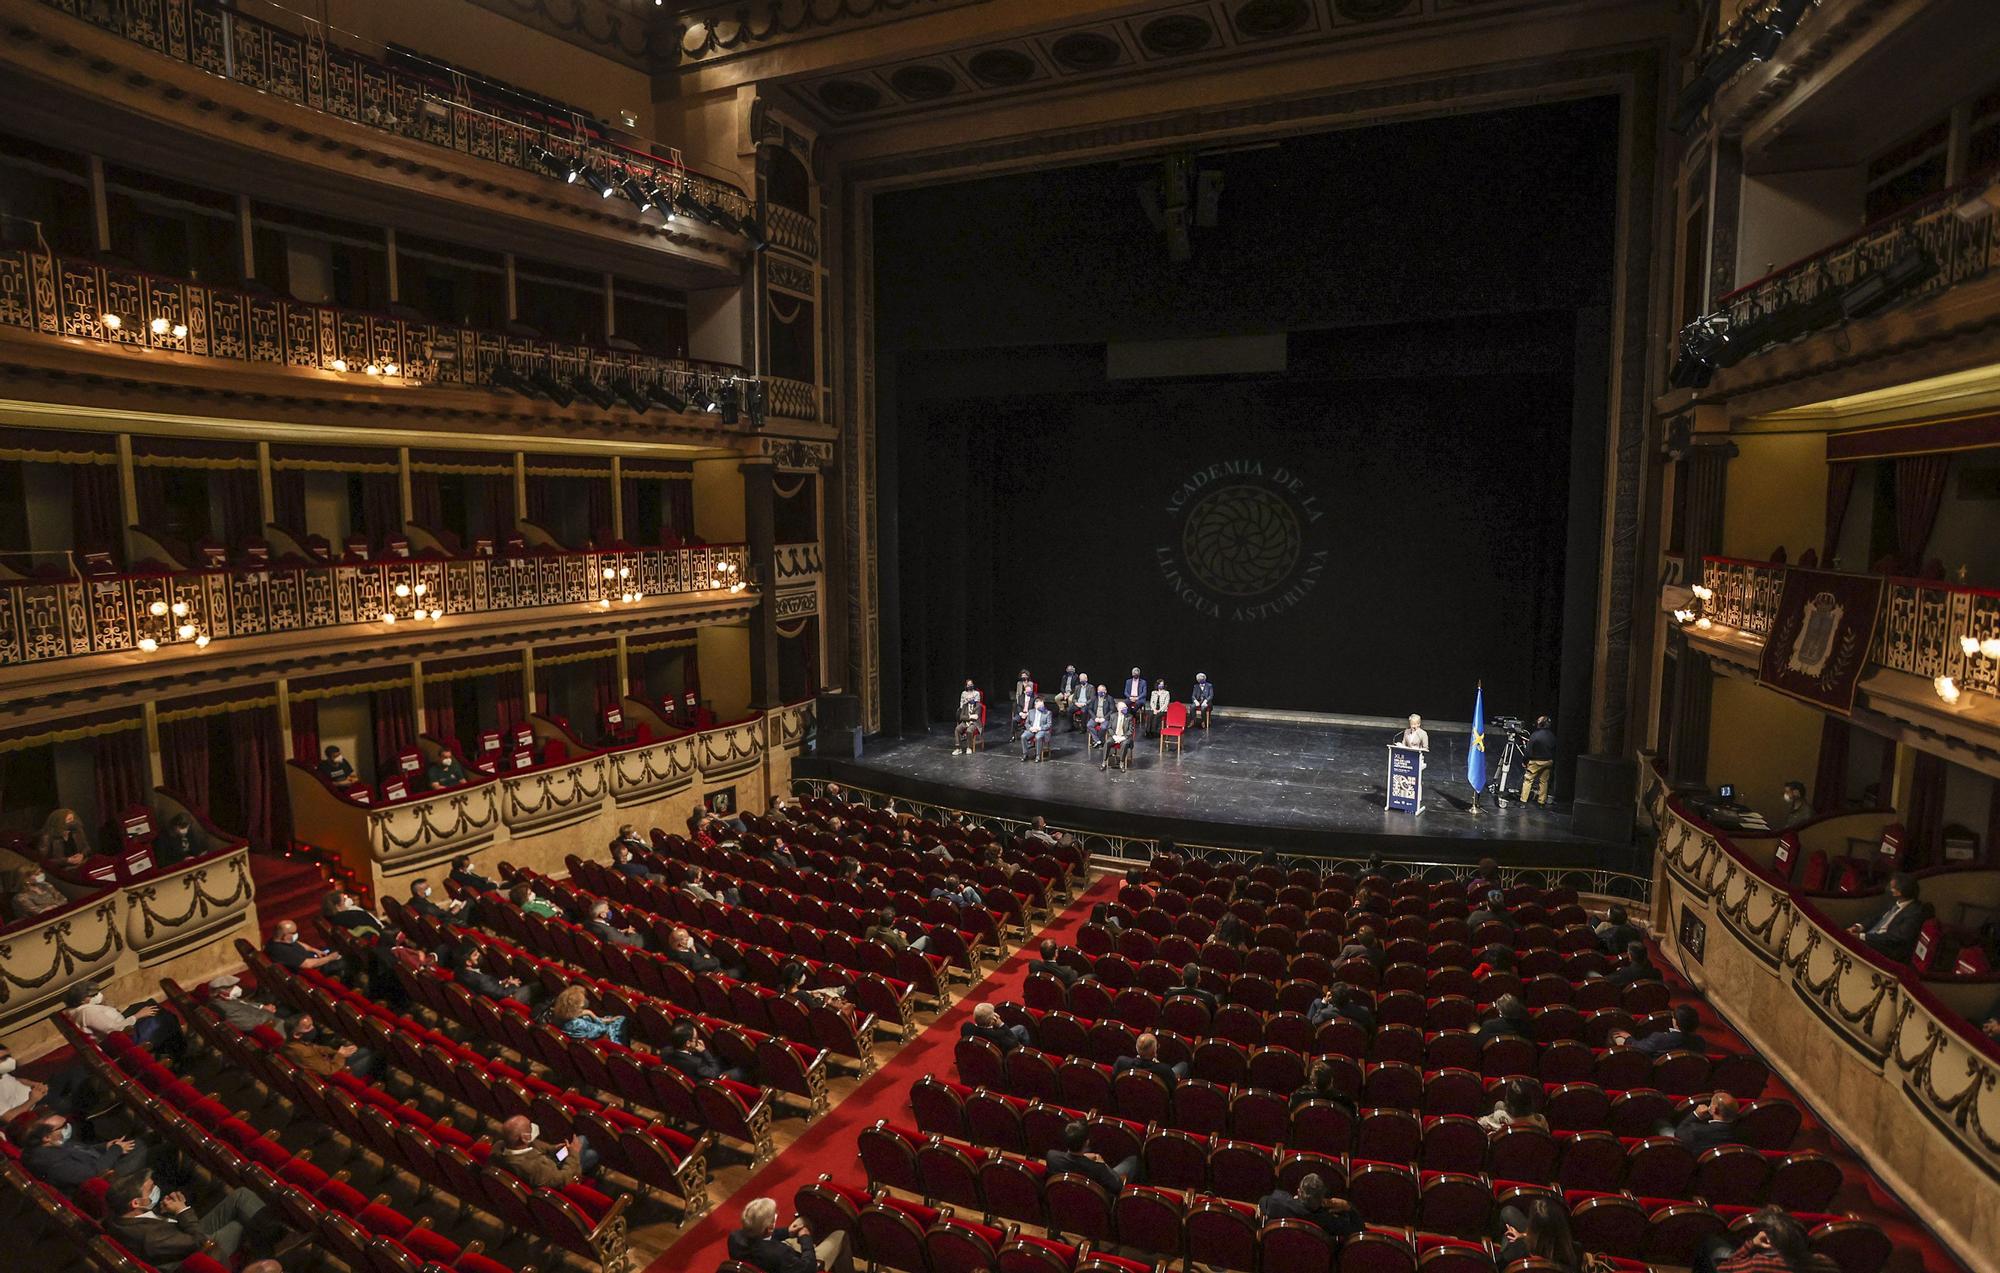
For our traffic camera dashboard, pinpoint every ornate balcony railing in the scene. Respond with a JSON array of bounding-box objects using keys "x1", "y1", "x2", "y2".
[
  {"x1": 0, "y1": 246, "x2": 749, "y2": 412},
  {"x1": 1717, "y1": 181, "x2": 2000, "y2": 345},
  {"x1": 37, "y1": 0, "x2": 750, "y2": 221},
  {"x1": 764, "y1": 376, "x2": 820, "y2": 423},
  {"x1": 765, "y1": 204, "x2": 819, "y2": 259},
  {"x1": 0, "y1": 543, "x2": 749, "y2": 668},
  {"x1": 1698, "y1": 556, "x2": 2000, "y2": 698}
]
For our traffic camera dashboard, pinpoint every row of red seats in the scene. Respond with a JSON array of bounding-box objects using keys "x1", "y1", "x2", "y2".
[
  {"x1": 714, "y1": 837, "x2": 1050, "y2": 933},
  {"x1": 1123, "y1": 854, "x2": 1583, "y2": 910},
  {"x1": 955, "y1": 1036, "x2": 1799, "y2": 1150},
  {"x1": 1024, "y1": 961, "x2": 1677, "y2": 1039},
  {"x1": 247, "y1": 944, "x2": 713, "y2": 1217},
  {"x1": 695, "y1": 818, "x2": 1077, "y2": 905},
  {"x1": 69, "y1": 1013, "x2": 521, "y2": 1273},
  {"x1": 170, "y1": 980, "x2": 627, "y2": 1268},
  {"x1": 994, "y1": 999, "x2": 1764, "y2": 1098},
  {"x1": 418, "y1": 891, "x2": 892, "y2": 1067},
  {"x1": 910, "y1": 1077, "x2": 1836, "y2": 1211},
  {"x1": 1112, "y1": 882, "x2": 1588, "y2": 936}
]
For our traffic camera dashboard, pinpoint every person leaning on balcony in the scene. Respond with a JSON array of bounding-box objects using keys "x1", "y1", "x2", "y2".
[
  {"x1": 8, "y1": 865, "x2": 69, "y2": 921},
  {"x1": 35, "y1": 809, "x2": 90, "y2": 868},
  {"x1": 315, "y1": 745, "x2": 358, "y2": 788},
  {"x1": 152, "y1": 814, "x2": 206, "y2": 869},
  {"x1": 1849, "y1": 872, "x2": 1929, "y2": 963},
  {"x1": 423, "y1": 748, "x2": 468, "y2": 791}
]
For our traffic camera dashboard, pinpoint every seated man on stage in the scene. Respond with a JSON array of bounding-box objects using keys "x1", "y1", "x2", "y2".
[
  {"x1": 1122, "y1": 667, "x2": 1148, "y2": 714},
  {"x1": 1190, "y1": 673, "x2": 1215, "y2": 729},
  {"x1": 1020, "y1": 697, "x2": 1054, "y2": 762},
  {"x1": 1068, "y1": 674, "x2": 1092, "y2": 731},
  {"x1": 1145, "y1": 680, "x2": 1171, "y2": 737},
  {"x1": 1055, "y1": 665, "x2": 1080, "y2": 718},
  {"x1": 1085, "y1": 685, "x2": 1112, "y2": 750},
  {"x1": 1009, "y1": 669, "x2": 1036, "y2": 741},
  {"x1": 952, "y1": 682, "x2": 983, "y2": 756},
  {"x1": 1102, "y1": 700, "x2": 1136, "y2": 772}
]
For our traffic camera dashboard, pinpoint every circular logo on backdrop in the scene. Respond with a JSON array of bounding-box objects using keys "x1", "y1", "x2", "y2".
[{"x1": 1157, "y1": 460, "x2": 1328, "y2": 622}]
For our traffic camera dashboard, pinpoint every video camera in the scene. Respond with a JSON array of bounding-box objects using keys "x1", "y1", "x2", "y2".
[{"x1": 1489, "y1": 715, "x2": 1530, "y2": 746}]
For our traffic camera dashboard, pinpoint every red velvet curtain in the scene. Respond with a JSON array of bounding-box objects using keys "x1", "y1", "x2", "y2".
[
  {"x1": 371, "y1": 687, "x2": 417, "y2": 773},
  {"x1": 1905, "y1": 749, "x2": 1948, "y2": 868},
  {"x1": 619, "y1": 477, "x2": 642, "y2": 545},
  {"x1": 231, "y1": 706, "x2": 285, "y2": 851},
  {"x1": 361, "y1": 473, "x2": 404, "y2": 546},
  {"x1": 218, "y1": 469, "x2": 263, "y2": 547},
  {"x1": 423, "y1": 679, "x2": 460, "y2": 753},
  {"x1": 91, "y1": 726, "x2": 149, "y2": 829},
  {"x1": 1822, "y1": 463, "x2": 1858, "y2": 565},
  {"x1": 592, "y1": 655, "x2": 619, "y2": 717},
  {"x1": 665, "y1": 481, "x2": 693, "y2": 545},
  {"x1": 289, "y1": 697, "x2": 320, "y2": 766},
  {"x1": 588, "y1": 478, "x2": 613, "y2": 547},
  {"x1": 1811, "y1": 717, "x2": 1848, "y2": 815},
  {"x1": 133, "y1": 465, "x2": 169, "y2": 531},
  {"x1": 525, "y1": 475, "x2": 551, "y2": 528},
  {"x1": 1893, "y1": 454, "x2": 1949, "y2": 575},
  {"x1": 495, "y1": 669, "x2": 525, "y2": 733},
  {"x1": 272, "y1": 470, "x2": 307, "y2": 535},
  {"x1": 409, "y1": 471, "x2": 443, "y2": 532},
  {"x1": 72, "y1": 463, "x2": 124, "y2": 563},
  {"x1": 159, "y1": 717, "x2": 211, "y2": 815}
]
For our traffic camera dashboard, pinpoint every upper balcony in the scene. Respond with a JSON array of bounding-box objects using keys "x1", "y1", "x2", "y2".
[
  {"x1": 0, "y1": 0, "x2": 754, "y2": 286},
  {"x1": 0, "y1": 242, "x2": 781, "y2": 444},
  {"x1": 1679, "y1": 554, "x2": 2000, "y2": 764}
]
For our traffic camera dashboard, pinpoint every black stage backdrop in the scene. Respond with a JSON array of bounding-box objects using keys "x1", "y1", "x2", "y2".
[
  {"x1": 892, "y1": 349, "x2": 1579, "y2": 724},
  {"x1": 873, "y1": 97, "x2": 1620, "y2": 746}
]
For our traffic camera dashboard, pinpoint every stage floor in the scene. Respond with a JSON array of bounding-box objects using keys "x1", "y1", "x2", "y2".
[{"x1": 808, "y1": 713, "x2": 1628, "y2": 866}]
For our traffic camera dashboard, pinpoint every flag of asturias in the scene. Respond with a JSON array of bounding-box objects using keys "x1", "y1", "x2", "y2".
[{"x1": 1467, "y1": 683, "x2": 1488, "y2": 794}]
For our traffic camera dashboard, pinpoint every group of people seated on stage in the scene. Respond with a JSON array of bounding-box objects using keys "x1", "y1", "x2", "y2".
[{"x1": 950, "y1": 666, "x2": 1215, "y2": 770}]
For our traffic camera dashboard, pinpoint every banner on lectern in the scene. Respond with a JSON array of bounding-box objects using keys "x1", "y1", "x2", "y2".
[{"x1": 1386, "y1": 745, "x2": 1422, "y2": 814}]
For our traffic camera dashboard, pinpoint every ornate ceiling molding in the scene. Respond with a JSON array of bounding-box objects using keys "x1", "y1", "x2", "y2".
[
  {"x1": 461, "y1": 0, "x2": 668, "y2": 70},
  {"x1": 666, "y1": 0, "x2": 995, "y2": 68}
]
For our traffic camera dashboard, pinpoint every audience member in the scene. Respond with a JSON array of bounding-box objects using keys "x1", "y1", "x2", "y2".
[
  {"x1": 584, "y1": 899, "x2": 648, "y2": 950},
  {"x1": 151, "y1": 814, "x2": 206, "y2": 868},
  {"x1": 408, "y1": 877, "x2": 471, "y2": 923},
  {"x1": 1469, "y1": 944, "x2": 1514, "y2": 980},
  {"x1": 1693, "y1": 1204, "x2": 1837, "y2": 1273},
  {"x1": 1257, "y1": 1172, "x2": 1362, "y2": 1242},
  {"x1": 1475, "y1": 994, "x2": 1531, "y2": 1042},
  {"x1": 455, "y1": 944, "x2": 536, "y2": 1005},
  {"x1": 207, "y1": 975, "x2": 283, "y2": 1033},
  {"x1": 1779, "y1": 781, "x2": 1814, "y2": 830},
  {"x1": 1602, "y1": 941, "x2": 1662, "y2": 988},
  {"x1": 0, "y1": 1042, "x2": 52, "y2": 1118},
  {"x1": 1289, "y1": 1061, "x2": 1356, "y2": 1115},
  {"x1": 266, "y1": 920, "x2": 349, "y2": 981},
  {"x1": 929, "y1": 875, "x2": 984, "y2": 907},
  {"x1": 549, "y1": 985, "x2": 629, "y2": 1045},
  {"x1": 319, "y1": 889, "x2": 383, "y2": 935},
  {"x1": 1664, "y1": 1092, "x2": 1742, "y2": 1150},
  {"x1": 1613, "y1": 1004, "x2": 1703, "y2": 1055},
  {"x1": 1494, "y1": 1197, "x2": 1584, "y2": 1272},
  {"x1": 665, "y1": 926, "x2": 741, "y2": 976},
  {"x1": 729, "y1": 1195, "x2": 855, "y2": 1273},
  {"x1": 281, "y1": 1012, "x2": 383, "y2": 1080},
  {"x1": 679, "y1": 865, "x2": 742, "y2": 906},
  {"x1": 17, "y1": 1112, "x2": 148, "y2": 1192},
  {"x1": 961, "y1": 1003, "x2": 1031, "y2": 1052},
  {"x1": 1113, "y1": 1032, "x2": 1187, "y2": 1087},
  {"x1": 1477, "y1": 1077, "x2": 1548, "y2": 1134},
  {"x1": 449, "y1": 854, "x2": 498, "y2": 894},
  {"x1": 424, "y1": 748, "x2": 468, "y2": 790},
  {"x1": 1596, "y1": 904, "x2": 1642, "y2": 954},
  {"x1": 8, "y1": 864, "x2": 69, "y2": 921},
  {"x1": 36, "y1": 808, "x2": 90, "y2": 867},
  {"x1": 609, "y1": 825, "x2": 650, "y2": 867},
  {"x1": 1027, "y1": 939, "x2": 1079, "y2": 986},
  {"x1": 65, "y1": 983, "x2": 186, "y2": 1066},
  {"x1": 1046, "y1": 1118, "x2": 1137, "y2": 1193},
  {"x1": 106, "y1": 1169, "x2": 298, "y2": 1265},
  {"x1": 864, "y1": 907, "x2": 928, "y2": 953},
  {"x1": 508, "y1": 883, "x2": 561, "y2": 919},
  {"x1": 492, "y1": 1114, "x2": 596, "y2": 1186},
  {"x1": 663, "y1": 1020, "x2": 751, "y2": 1083},
  {"x1": 314, "y1": 745, "x2": 357, "y2": 789},
  {"x1": 1170, "y1": 964, "x2": 1220, "y2": 1013},
  {"x1": 1337, "y1": 927, "x2": 1382, "y2": 968},
  {"x1": 1850, "y1": 872, "x2": 1928, "y2": 962},
  {"x1": 1469, "y1": 889, "x2": 1511, "y2": 930}
]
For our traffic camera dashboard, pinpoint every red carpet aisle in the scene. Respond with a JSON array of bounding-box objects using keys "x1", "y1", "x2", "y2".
[
  {"x1": 247, "y1": 851, "x2": 331, "y2": 942},
  {"x1": 643, "y1": 873, "x2": 1121, "y2": 1273}
]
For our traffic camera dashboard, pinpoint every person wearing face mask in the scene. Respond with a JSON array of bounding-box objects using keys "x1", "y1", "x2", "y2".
[
  {"x1": 281, "y1": 1013, "x2": 382, "y2": 1080},
  {"x1": 0, "y1": 1043, "x2": 94, "y2": 1120},
  {"x1": 455, "y1": 944, "x2": 537, "y2": 1006},
  {"x1": 64, "y1": 983, "x2": 186, "y2": 1066},
  {"x1": 449, "y1": 853, "x2": 499, "y2": 894},
  {"x1": 18, "y1": 1111, "x2": 148, "y2": 1193},
  {"x1": 423, "y1": 747, "x2": 469, "y2": 791},
  {"x1": 493, "y1": 1113, "x2": 597, "y2": 1186},
  {"x1": 0, "y1": 1043, "x2": 48, "y2": 1118},
  {"x1": 407, "y1": 877, "x2": 470, "y2": 923},
  {"x1": 206, "y1": 975, "x2": 283, "y2": 1034},
  {"x1": 265, "y1": 920, "x2": 349, "y2": 981},
  {"x1": 585, "y1": 899, "x2": 648, "y2": 950},
  {"x1": 9, "y1": 864, "x2": 69, "y2": 920},
  {"x1": 152, "y1": 813, "x2": 207, "y2": 869},
  {"x1": 107, "y1": 1169, "x2": 301, "y2": 1265},
  {"x1": 952, "y1": 681, "x2": 983, "y2": 756},
  {"x1": 320, "y1": 889, "x2": 383, "y2": 936},
  {"x1": 1779, "y1": 780, "x2": 1813, "y2": 829},
  {"x1": 35, "y1": 807, "x2": 90, "y2": 867}
]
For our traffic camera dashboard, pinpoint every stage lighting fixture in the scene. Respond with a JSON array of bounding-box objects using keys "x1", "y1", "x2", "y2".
[
  {"x1": 1840, "y1": 246, "x2": 1935, "y2": 320},
  {"x1": 743, "y1": 378, "x2": 768, "y2": 430},
  {"x1": 735, "y1": 212, "x2": 768, "y2": 250},
  {"x1": 613, "y1": 381, "x2": 651, "y2": 413},
  {"x1": 531, "y1": 145, "x2": 578, "y2": 183},
  {"x1": 530, "y1": 370, "x2": 575, "y2": 406},
  {"x1": 571, "y1": 374, "x2": 619, "y2": 408},
  {"x1": 648, "y1": 382, "x2": 688, "y2": 413},
  {"x1": 582, "y1": 167, "x2": 617, "y2": 199},
  {"x1": 488, "y1": 364, "x2": 530, "y2": 395},
  {"x1": 330, "y1": 358, "x2": 349, "y2": 372},
  {"x1": 673, "y1": 186, "x2": 709, "y2": 222},
  {"x1": 172, "y1": 323, "x2": 187, "y2": 339},
  {"x1": 150, "y1": 317, "x2": 170, "y2": 335},
  {"x1": 649, "y1": 186, "x2": 675, "y2": 219},
  {"x1": 621, "y1": 179, "x2": 653, "y2": 212},
  {"x1": 101, "y1": 312, "x2": 122, "y2": 330},
  {"x1": 690, "y1": 383, "x2": 718, "y2": 413},
  {"x1": 719, "y1": 380, "x2": 741, "y2": 426}
]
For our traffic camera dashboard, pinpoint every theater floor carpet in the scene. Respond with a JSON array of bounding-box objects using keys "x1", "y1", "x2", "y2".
[{"x1": 639, "y1": 873, "x2": 1122, "y2": 1273}]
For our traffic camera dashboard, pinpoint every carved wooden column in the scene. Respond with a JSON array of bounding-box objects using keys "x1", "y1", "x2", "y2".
[{"x1": 1667, "y1": 437, "x2": 1734, "y2": 784}]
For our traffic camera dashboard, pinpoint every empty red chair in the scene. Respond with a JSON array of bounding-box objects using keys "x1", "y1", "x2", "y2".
[
  {"x1": 1111, "y1": 1185, "x2": 1185, "y2": 1257},
  {"x1": 1421, "y1": 1116, "x2": 1488, "y2": 1173},
  {"x1": 1186, "y1": 1198, "x2": 1260, "y2": 1273},
  {"x1": 1766, "y1": 1150, "x2": 1843, "y2": 1212},
  {"x1": 1623, "y1": 1136, "x2": 1696, "y2": 1198},
  {"x1": 1347, "y1": 1162, "x2": 1419, "y2": 1226},
  {"x1": 1420, "y1": 1171, "x2": 1494, "y2": 1240},
  {"x1": 1569, "y1": 1193, "x2": 1647, "y2": 1259}
]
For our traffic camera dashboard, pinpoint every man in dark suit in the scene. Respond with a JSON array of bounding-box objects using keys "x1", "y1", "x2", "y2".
[
  {"x1": 455, "y1": 945, "x2": 536, "y2": 1005},
  {"x1": 665, "y1": 926, "x2": 740, "y2": 977},
  {"x1": 18, "y1": 1113, "x2": 148, "y2": 1192},
  {"x1": 663, "y1": 1021, "x2": 751, "y2": 1083},
  {"x1": 1027, "y1": 939, "x2": 1079, "y2": 986},
  {"x1": 1045, "y1": 1119, "x2": 1136, "y2": 1194},
  {"x1": 266, "y1": 920, "x2": 348, "y2": 981},
  {"x1": 1468, "y1": 889, "x2": 1512, "y2": 931},
  {"x1": 1596, "y1": 904, "x2": 1643, "y2": 954},
  {"x1": 1850, "y1": 872, "x2": 1929, "y2": 962},
  {"x1": 585, "y1": 900, "x2": 648, "y2": 950},
  {"x1": 320, "y1": 890, "x2": 382, "y2": 934},
  {"x1": 1474, "y1": 994, "x2": 1531, "y2": 1042},
  {"x1": 105, "y1": 1170, "x2": 296, "y2": 1266},
  {"x1": 1113, "y1": 1032, "x2": 1187, "y2": 1087},
  {"x1": 449, "y1": 854, "x2": 498, "y2": 894},
  {"x1": 610, "y1": 840, "x2": 655, "y2": 878},
  {"x1": 408, "y1": 877, "x2": 471, "y2": 923},
  {"x1": 960, "y1": 1003, "x2": 1031, "y2": 1052},
  {"x1": 1169, "y1": 964, "x2": 1220, "y2": 1014},
  {"x1": 1614, "y1": 1005, "x2": 1703, "y2": 1055},
  {"x1": 151, "y1": 814, "x2": 206, "y2": 869},
  {"x1": 1602, "y1": 942, "x2": 1663, "y2": 988},
  {"x1": 1664, "y1": 1093, "x2": 1742, "y2": 1151},
  {"x1": 1258, "y1": 1172, "x2": 1362, "y2": 1242},
  {"x1": 728, "y1": 1195, "x2": 855, "y2": 1273}
]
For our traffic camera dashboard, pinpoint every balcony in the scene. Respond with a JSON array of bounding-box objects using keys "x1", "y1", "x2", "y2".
[
  {"x1": 0, "y1": 542, "x2": 753, "y2": 715},
  {"x1": 9, "y1": 0, "x2": 752, "y2": 278},
  {"x1": 0, "y1": 245, "x2": 759, "y2": 438},
  {"x1": 1685, "y1": 555, "x2": 2000, "y2": 758},
  {"x1": 286, "y1": 699, "x2": 816, "y2": 895}
]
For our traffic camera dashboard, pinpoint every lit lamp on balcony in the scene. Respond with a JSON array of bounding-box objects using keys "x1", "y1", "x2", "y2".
[{"x1": 1935, "y1": 675, "x2": 1963, "y2": 705}]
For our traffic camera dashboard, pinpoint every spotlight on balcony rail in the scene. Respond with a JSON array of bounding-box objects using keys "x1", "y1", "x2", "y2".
[
  {"x1": 582, "y1": 167, "x2": 617, "y2": 199},
  {"x1": 621, "y1": 179, "x2": 653, "y2": 212},
  {"x1": 149, "y1": 600, "x2": 168, "y2": 617},
  {"x1": 488, "y1": 364, "x2": 530, "y2": 396},
  {"x1": 735, "y1": 213, "x2": 768, "y2": 251},
  {"x1": 531, "y1": 145, "x2": 577, "y2": 183},
  {"x1": 690, "y1": 384, "x2": 719, "y2": 413},
  {"x1": 570, "y1": 374, "x2": 619, "y2": 409},
  {"x1": 383, "y1": 362, "x2": 399, "y2": 376},
  {"x1": 101, "y1": 312, "x2": 123, "y2": 330},
  {"x1": 613, "y1": 381, "x2": 651, "y2": 413},
  {"x1": 647, "y1": 186, "x2": 675, "y2": 220},
  {"x1": 194, "y1": 633, "x2": 210, "y2": 648},
  {"x1": 1839, "y1": 246, "x2": 1937, "y2": 320},
  {"x1": 1936, "y1": 675, "x2": 1962, "y2": 705},
  {"x1": 171, "y1": 601, "x2": 189, "y2": 617},
  {"x1": 647, "y1": 382, "x2": 689, "y2": 414},
  {"x1": 672, "y1": 187, "x2": 709, "y2": 222},
  {"x1": 529, "y1": 370, "x2": 576, "y2": 406}
]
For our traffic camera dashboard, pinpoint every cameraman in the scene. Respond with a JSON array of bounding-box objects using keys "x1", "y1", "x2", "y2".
[{"x1": 1519, "y1": 716, "x2": 1558, "y2": 808}]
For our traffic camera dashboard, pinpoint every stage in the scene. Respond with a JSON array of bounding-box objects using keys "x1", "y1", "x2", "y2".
[{"x1": 799, "y1": 711, "x2": 1644, "y2": 873}]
